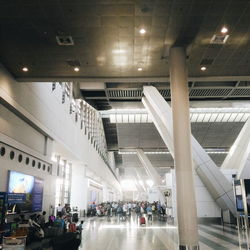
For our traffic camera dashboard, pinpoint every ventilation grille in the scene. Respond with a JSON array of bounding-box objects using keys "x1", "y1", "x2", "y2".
[
  {"x1": 56, "y1": 35, "x2": 74, "y2": 45},
  {"x1": 231, "y1": 88, "x2": 250, "y2": 96},
  {"x1": 200, "y1": 58, "x2": 214, "y2": 66},
  {"x1": 108, "y1": 89, "x2": 143, "y2": 98},
  {"x1": 210, "y1": 34, "x2": 229, "y2": 44},
  {"x1": 189, "y1": 88, "x2": 232, "y2": 97},
  {"x1": 85, "y1": 86, "x2": 250, "y2": 100},
  {"x1": 159, "y1": 89, "x2": 171, "y2": 98},
  {"x1": 67, "y1": 60, "x2": 81, "y2": 67}
]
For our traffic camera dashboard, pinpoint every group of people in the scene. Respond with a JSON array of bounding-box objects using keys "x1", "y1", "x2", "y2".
[
  {"x1": 87, "y1": 201, "x2": 168, "y2": 222},
  {"x1": 13, "y1": 205, "x2": 83, "y2": 245}
]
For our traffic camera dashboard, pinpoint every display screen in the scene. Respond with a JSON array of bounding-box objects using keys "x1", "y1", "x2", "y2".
[
  {"x1": 8, "y1": 171, "x2": 44, "y2": 213},
  {"x1": 244, "y1": 179, "x2": 250, "y2": 215},
  {"x1": 234, "y1": 180, "x2": 244, "y2": 212}
]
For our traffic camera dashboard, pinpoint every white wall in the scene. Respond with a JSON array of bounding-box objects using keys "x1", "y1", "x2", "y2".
[
  {"x1": 147, "y1": 187, "x2": 162, "y2": 203},
  {"x1": 0, "y1": 64, "x2": 120, "y2": 193},
  {"x1": 70, "y1": 164, "x2": 88, "y2": 211},
  {"x1": 0, "y1": 142, "x2": 56, "y2": 214},
  {"x1": 166, "y1": 170, "x2": 221, "y2": 218},
  {"x1": 0, "y1": 104, "x2": 46, "y2": 155},
  {"x1": 194, "y1": 173, "x2": 221, "y2": 217}
]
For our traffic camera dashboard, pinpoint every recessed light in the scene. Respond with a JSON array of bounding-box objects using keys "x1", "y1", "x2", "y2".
[
  {"x1": 139, "y1": 28, "x2": 146, "y2": 34},
  {"x1": 138, "y1": 67, "x2": 143, "y2": 71},
  {"x1": 22, "y1": 67, "x2": 28, "y2": 72},
  {"x1": 201, "y1": 66, "x2": 206, "y2": 71},
  {"x1": 112, "y1": 49, "x2": 126, "y2": 54},
  {"x1": 74, "y1": 67, "x2": 80, "y2": 72},
  {"x1": 221, "y1": 26, "x2": 228, "y2": 34}
]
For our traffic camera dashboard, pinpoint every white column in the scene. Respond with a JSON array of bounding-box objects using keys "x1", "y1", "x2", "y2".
[{"x1": 170, "y1": 47, "x2": 199, "y2": 249}]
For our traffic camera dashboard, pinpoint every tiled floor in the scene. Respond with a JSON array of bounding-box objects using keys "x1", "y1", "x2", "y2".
[{"x1": 79, "y1": 215, "x2": 247, "y2": 250}]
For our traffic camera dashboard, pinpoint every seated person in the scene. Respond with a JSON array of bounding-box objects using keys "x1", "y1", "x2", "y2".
[
  {"x1": 37, "y1": 211, "x2": 46, "y2": 227},
  {"x1": 27, "y1": 214, "x2": 44, "y2": 243},
  {"x1": 68, "y1": 222, "x2": 77, "y2": 233},
  {"x1": 77, "y1": 221, "x2": 84, "y2": 232},
  {"x1": 54, "y1": 216, "x2": 66, "y2": 233}
]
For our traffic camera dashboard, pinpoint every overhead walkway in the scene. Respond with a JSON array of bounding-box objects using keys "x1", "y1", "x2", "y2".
[{"x1": 142, "y1": 86, "x2": 236, "y2": 215}]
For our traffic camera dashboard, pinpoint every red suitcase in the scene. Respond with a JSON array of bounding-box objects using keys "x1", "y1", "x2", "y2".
[{"x1": 140, "y1": 216, "x2": 146, "y2": 225}]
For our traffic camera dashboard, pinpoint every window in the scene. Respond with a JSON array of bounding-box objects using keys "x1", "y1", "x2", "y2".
[
  {"x1": 10, "y1": 151, "x2": 15, "y2": 160},
  {"x1": 32, "y1": 160, "x2": 36, "y2": 167},
  {"x1": 18, "y1": 154, "x2": 23, "y2": 163},
  {"x1": 25, "y1": 157, "x2": 30, "y2": 165},
  {"x1": 0, "y1": 147, "x2": 5, "y2": 156}
]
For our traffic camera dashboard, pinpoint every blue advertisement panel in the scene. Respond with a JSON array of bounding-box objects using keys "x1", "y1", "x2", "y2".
[
  {"x1": 32, "y1": 178, "x2": 44, "y2": 212},
  {"x1": 7, "y1": 171, "x2": 44, "y2": 212},
  {"x1": 7, "y1": 193, "x2": 26, "y2": 204}
]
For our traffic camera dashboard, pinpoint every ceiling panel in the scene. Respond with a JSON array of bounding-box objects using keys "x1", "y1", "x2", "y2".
[{"x1": 0, "y1": 0, "x2": 250, "y2": 79}]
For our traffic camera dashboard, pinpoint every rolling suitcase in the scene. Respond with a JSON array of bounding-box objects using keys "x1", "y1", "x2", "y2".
[{"x1": 140, "y1": 216, "x2": 146, "y2": 225}]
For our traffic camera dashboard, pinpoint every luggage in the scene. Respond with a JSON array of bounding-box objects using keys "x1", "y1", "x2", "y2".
[
  {"x1": 140, "y1": 216, "x2": 146, "y2": 225},
  {"x1": 72, "y1": 213, "x2": 79, "y2": 222}
]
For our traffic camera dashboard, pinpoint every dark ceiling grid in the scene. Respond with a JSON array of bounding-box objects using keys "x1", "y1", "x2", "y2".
[
  {"x1": 0, "y1": 0, "x2": 249, "y2": 78},
  {"x1": 195, "y1": 0, "x2": 231, "y2": 74},
  {"x1": 211, "y1": 2, "x2": 250, "y2": 76}
]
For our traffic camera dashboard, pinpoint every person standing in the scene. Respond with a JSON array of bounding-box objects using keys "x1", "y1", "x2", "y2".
[
  {"x1": 147, "y1": 205, "x2": 153, "y2": 222},
  {"x1": 57, "y1": 204, "x2": 63, "y2": 217}
]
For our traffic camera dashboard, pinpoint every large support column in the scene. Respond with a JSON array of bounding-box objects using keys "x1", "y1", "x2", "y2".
[{"x1": 169, "y1": 47, "x2": 199, "y2": 249}]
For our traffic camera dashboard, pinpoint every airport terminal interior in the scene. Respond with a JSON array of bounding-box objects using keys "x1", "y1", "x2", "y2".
[{"x1": 1, "y1": 0, "x2": 250, "y2": 249}]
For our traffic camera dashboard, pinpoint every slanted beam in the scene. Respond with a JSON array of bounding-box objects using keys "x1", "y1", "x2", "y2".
[
  {"x1": 136, "y1": 149, "x2": 165, "y2": 204},
  {"x1": 143, "y1": 86, "x2": 235, "y2": 215},
  {"x1": 221, "y1": 117, "x2": 250, "y2": 179}
]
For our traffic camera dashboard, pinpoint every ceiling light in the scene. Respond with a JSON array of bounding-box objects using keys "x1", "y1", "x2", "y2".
[
  {"x1": 138, "y1": 67, "x2": 143, "y2": 71},
  {"x1": 74, "y1": 67, "x2": 80, "y2": 72},
  {"x1": 112, "y1": 49, "x2": 126, "y2": 54},
  {"x1": 22, "y1": 67, "x2": 28, "y2": 72},
  {"x1": 200, "y1": 66, "x2": 206, "y2": 71},
  {"x1": 221, "y1": 26, "x2": 228, "y2": 34},
  {"x1": 139, "y1": 28, "x2": 146, "y2": 34}
]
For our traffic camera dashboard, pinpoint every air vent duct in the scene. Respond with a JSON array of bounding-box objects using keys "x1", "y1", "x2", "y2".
[
  {"x1": 67, "y1": 60, "x2": 81, "y2": 67},
  {"x1": 56, "y1": 35, "x2": 74, "y2": 45},
  {"x1": 200, "y1": 58, "x2": 214, "y2": 66},
  {"x1": 210, "y1": 34, "x2": 229, "y2": 44}
]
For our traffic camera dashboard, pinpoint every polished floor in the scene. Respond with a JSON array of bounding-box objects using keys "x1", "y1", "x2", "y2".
[{"x1": 79, "y1": 215, "x2": 246, "y2": 250}]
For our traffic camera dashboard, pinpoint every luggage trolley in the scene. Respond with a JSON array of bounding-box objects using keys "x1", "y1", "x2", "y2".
[{"x1": 2, "y1": 236, "x2": 26, "y2": 250}]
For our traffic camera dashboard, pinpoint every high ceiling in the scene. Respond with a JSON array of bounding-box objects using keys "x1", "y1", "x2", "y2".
[
  {"x1": 116, "y1": 122, "x2": 244, "y2": 177},
  {"x1": 0, "y1": 0, "x2": 250, "y2": 79},
  {"x1": 1, "y1": 0, "x2": 250, "y2": 180}
]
